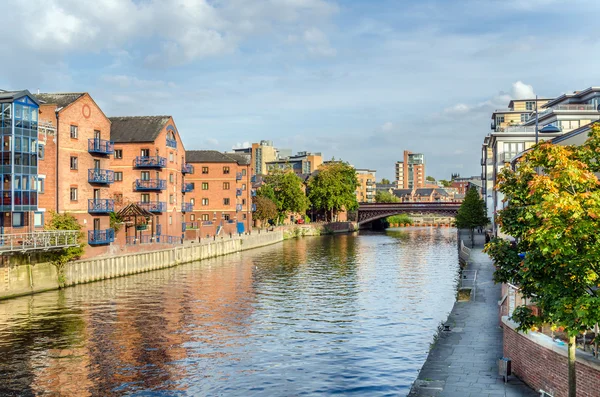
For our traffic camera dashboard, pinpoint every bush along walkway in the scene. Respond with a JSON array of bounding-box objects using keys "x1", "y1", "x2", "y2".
[{"x1": 408, "y1": 232, "x2": 538, "y2": 397}]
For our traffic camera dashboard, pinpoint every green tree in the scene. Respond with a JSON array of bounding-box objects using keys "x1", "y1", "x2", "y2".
[
  {"x1": 264, "y1": 169, "x2": 309, "y2": 221},
  {"x1": 380, "y1": 178, "x2": 391, "y2": 184},
  {"x1": 454, "y1": 186, "x2": 488, "y2": 247},
  {"x1": 307, "y1": 162, "x2": 359, "y2": 221},
  {"x1": 375, "y1": 190, "x2": 399, "y2": 203},
  {"x1": 484, "y1": 125, "x2": 600, "y2": 397},
  {"x1": 253, "y1": 195, "x2": 278, "y2": 225},
  {"x1": 439, "y1": 179, "x2": 452, "y2": 187},
  {"x1": 426, "y1": 176, "x2": 435, "y2": 182},
  {"x1": 45, "y1": 211, "x2": 85, "y2": 287},
  {"x1": 257, "y1": 183, "x2": 277, "y2": 203}
]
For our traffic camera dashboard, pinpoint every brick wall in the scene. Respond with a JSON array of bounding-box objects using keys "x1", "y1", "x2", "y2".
[{"x1": 503, "y1": 320, "x2": 600, "y2": 397}]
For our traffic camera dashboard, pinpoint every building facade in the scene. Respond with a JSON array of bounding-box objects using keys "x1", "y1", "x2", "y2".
[
  {"x1": 395, "y1": 150, "x2": 425, "y2": 189},
  {"x1": 355, "y1": 169, "x2": 376, "y2": 203},
  {"x1": 184, "y1": 150, "x2": 253, "y2": 238},
  {"x1": 266, "y1": 151, "x2": 323, "y2": 175}
]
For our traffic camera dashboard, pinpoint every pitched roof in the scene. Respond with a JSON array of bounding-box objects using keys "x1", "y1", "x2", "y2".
[
  {"x1": 392, "y1": 189, "x2": 413, "y2": 197},
  {"x1": 415, "y1": 188, "x2": 449, "y2": 196},
  {"x1": 34, "y1": 92, "x2": 85, "y2": 108},
  {"x1": 109, "y1": 116, "x2": 171, "y2": 143},
  {"x1": 225, "y1": 152, "x2": 251, "y2": 165},
  {"x1": 0, "y1": 90, "x2": 40, "y2": 105},
  {"x1": 186, "y1": 150, "x2": 237, "y2": 163}
]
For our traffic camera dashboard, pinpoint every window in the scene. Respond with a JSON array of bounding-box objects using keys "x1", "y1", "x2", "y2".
[
  {"x1": 114, "y1": 149, "x2": 123, "y2": 159},
  {"x1": 520, "y1": 113, "x2": 529, "y2": 123},
  {"x1": 495, "y1": 115, "x2": 505, "y2": 125},
  {"x1": 526, "y1": 101, "x2": 535, "y2": 111},
  {"x1": 169, "y1": 173, "x2": 174, "y2": 183},
  {"x1": 224, "y1": 214, "x2": 230, "y2": 221},
  {"x1": 242, "y1": 183, "x2": 246, "y2": 191},
  {"x1": 114, "y1": 193, "x2": 123, "y2": 205},
  {"x1": 202, "y1": 182, "x2": 209, "y2": 190},
  {"x1": 223, "y1": 182, "x2": 230, "y2": 190},
  {"x1": 202, "y1": 198, "x2": 209, "y2": 206},
  {"x1": 169, "y1": 152, "x2": 174, "y2": 162},
  {"x1": 141, "y1": 171, "x2": 150, "y2": 180},
  {"x1": 169, "y1": 216, "x2": 172, "y2": 225},
  {"x1": 141, "y1": 149, "x2": 150, "y2": 156},
  {"x1": 38, "y1": 144, "x2": 45, "y2": 159},
  {"x1": 34, "y1": 212, "x2": 44, "y2": 227},
  {"x1": 190, "y1": 214, "x2": 195, "y2": 221},
  {"x1": 223, "y1": 198, "x2": 230, "y2": 205},
  {"x1": 243, "y1": 214, "x2": 247, "y2": 220},
  {"x1": 223, "y1": 166, "x2": 230, "y2": 174},
  {"x1": 242, "y1": 169, "x2": 246, "y2": 176},
  {"x1": 170, "y1": 194, "x2": 174, "y2": 204},
  {"x1": 93, "y1": 218, "x2": 100, "y2": 231},
  {"x1": 70, "y1": 125, "x2": 78, "y2": 139},
  {"x1": 114, "y1": 172, "x2": 123, "y2": 181},
  {"x1": 141, "y1": 193, "x2": 150, "y2": 202},
  {"x1": 94, "y1": 130, "x2": 101, "y2": 139},
  {"x1": 190, "y1": 198, "x2": 195, "y2": 205},
  {"x1": 70, "y1": 156, "x2": 78, "y2": 170},
  {"x1": 202, "y1": 167, "x2": 209, "y2": 174},
  {"x1": 202, "y1": 214, "x2": 209, "y2": 221},
  {"x1": 70, "y1": 187, "x2": 78, "y2": 201},
  {"x1": 37, "y1": 178, "x2": 45, "y2": 193},
  {"x1": 12, "y1": 212, "x2": 24, "y2": 227},
  {"x1": 242, "y1": 199, "x2": 246, "y2": 205}
]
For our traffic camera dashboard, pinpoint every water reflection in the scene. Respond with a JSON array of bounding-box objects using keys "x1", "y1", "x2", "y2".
[{"x1": 0, "y1": 228, "x2": 458, "y2": 396}]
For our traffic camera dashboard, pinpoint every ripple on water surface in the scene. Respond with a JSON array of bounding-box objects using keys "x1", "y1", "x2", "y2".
[{"x1": 0, "y1": 228, "x2": 459, "y2": 396}]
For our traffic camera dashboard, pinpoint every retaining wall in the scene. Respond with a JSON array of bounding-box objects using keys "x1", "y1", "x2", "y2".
[
  {"x1": 502, "y1": 317, "x2": 600, "y2": 397},
  {"x1": 1, "y1": 231, "x2": 283, "y2": 300}
]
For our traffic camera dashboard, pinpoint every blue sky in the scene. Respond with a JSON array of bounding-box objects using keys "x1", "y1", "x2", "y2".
[{"x1": 1, "y1": 0, "x2": 599, "y2": 180}]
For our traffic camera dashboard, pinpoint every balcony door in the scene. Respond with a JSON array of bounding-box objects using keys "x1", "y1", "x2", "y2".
[
  {"x1": 94, "y1": 159, "x2": 100, "y2": 170},
  {"x1": 141, "y1": 171, "x2": 150, "y2": 181},
  {"x1": 94, "y1": 130, "x2": 101, "y2": 139},
  {"x1": 93, "y1": 218, "x2": 100, "y2": 231},
  {"x1": 141, "y1": 149, "x2": 150, "y2": 157},
  {"x1": 93, "y1": 189, "x2": 100, "y2": 200}
]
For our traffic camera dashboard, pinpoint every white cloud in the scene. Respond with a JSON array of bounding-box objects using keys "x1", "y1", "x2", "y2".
[
  {"x1": 303, "y1": 27, "x2": 336, "y2": 57},
  {"x1": 381, "y1": 121, "x2": 394, "y2": 132},
  {"x1": 509, "y1": 81, "x2": 535, "y2": 100}
]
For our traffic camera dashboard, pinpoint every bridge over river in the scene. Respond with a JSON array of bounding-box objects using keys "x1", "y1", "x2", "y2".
[{"x1": 357, "y1": 202, "x2": 461, "y2": 225}]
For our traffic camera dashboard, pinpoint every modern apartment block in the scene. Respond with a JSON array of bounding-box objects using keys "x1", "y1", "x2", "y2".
[
  {"x1": 35, "y1": 92, "x2": 115, "y2": 251},
  {"x1": 231, "y1": 140, "x2": 278, "y2": 176},
  {"x1": 482, "y1": 87, "x2": 600, "y2": 233},
  {"x1": 0, "y1": 90, "x2": 40, "y2": 234},
  {"x1": 491, "y1": 98, "x2": 551, "y2": 132},
  {"x1": 184, "y1": 150, "x2": 253, "y2": 238},
  {"x1": 266, "y1": 151, "x2": 323, "y2": 175},
  {"x1": 395, "y1": 150, "x2": 425, "y2": 189},
  {"x1": 355, "y1": 169, "x2": 376, "y2": 203},
  {"x1": 108, "y1": 116, "x2": 187, "y2": 243}
]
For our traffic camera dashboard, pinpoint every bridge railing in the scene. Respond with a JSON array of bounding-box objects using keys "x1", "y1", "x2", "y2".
[{"x1": 0, "y1": 230, "x2": 80, "y2": 253}]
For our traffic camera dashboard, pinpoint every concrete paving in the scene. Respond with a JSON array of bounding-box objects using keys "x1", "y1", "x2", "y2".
[{"x1": 408, "y1": 232, "x2": 538, "y2": 397}]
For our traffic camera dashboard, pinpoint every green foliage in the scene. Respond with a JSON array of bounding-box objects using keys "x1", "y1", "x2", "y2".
[
  {"x1": 386, "y1": 214, "x2": 413, "y2": 225},
  {"x1": 253, "y1": 195, "x2": 278, "y2": 223},
  {"x1": 257, "y1": 184, "x2": 277, "y2": 202},
  {"x1": 109, "y1": 212, "x2": 123, "y2": 233},
  {"x1": 380, "y1": 178, "x2": 391, "y2": 184},
  {"x1": 484, "y1": 125, "x2": 600, "y2": 395},
  {"x1": 45, "y1": 211, "x2": 85, "y2": 288},
  {"x1": 375, "y1": 190, "x2": 399, "y2": 203},
  {"x1": 439, "y1": 179, "x2": 452, "y2": 188},
  {"x1": 426, "y1": 176, "x2": 435, "y2": 182},
  {"x1": 264, "y1": 169, "x2": 309, "y2": 218},
  {"x1": 307, "y1": 162, "x2": 359, "y2": 218},
  {"x1": 455, "y1": 187, "x2": 488, "y2": 246},
  {"x1": 304, "y1": 215, "x2": 310, "y2": 224}
]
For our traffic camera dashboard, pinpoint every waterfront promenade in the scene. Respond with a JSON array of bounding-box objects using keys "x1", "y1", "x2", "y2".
[{"x1": 409, "y1": 232, "x2": 537, "y2": 397}]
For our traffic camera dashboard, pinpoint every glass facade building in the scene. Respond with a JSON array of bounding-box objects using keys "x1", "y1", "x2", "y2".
[{"x1": 0, "y1": 90, "x2": 40, "y2": 232}]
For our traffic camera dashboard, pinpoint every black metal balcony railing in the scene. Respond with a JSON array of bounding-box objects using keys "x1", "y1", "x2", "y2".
[
  {"x1": 135, "y1": 179, "x2": 166, "y2": 191},
  {"x1": 236, "y1": 204, "x2": 243, "y2": 212},
  {"x1": 137, "y1": 201, "x2": 166, "y2": 213},
  {"x1": 182, "y1": 163, "x2": 194, "y2": 174},
  {"x1": 181, "y1": 202, "x2": 193, "y2": 212},
  {"x1": 251, "y1": 204, "x2": 257, "y2": 212},
  {"x1": 88, "y1": 199, "x2": 115, "y2": 213},
  {"x1": 88, "y1": 229, "x2": 115, "y2": 245},
  {"x1": 88, "y1": 169, "x2": 115, "y2": 184},
  {"x1": 166, "y1": 138, "x2": 177, "y2": 149},
  {"x1": 250, "y1": 175, "x2": 257, "y2": 183},
  {"x1": 134, "y1": 156, "x2": 166, "y2": 168},
  {"x1": 236, "y1": 172, "x2": 243, "y2": 181},
  {"x1": 236, "y1": 188, "x2": 242, "y2": 196},
  {"x1": 182, "y1": 183, "x2": 194, "y2": 193},
  {"x1": 88, "y1": 138, "x2": 115, "y2": 155}
]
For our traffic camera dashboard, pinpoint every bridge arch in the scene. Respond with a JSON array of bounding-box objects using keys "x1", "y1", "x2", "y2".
[{"x1": 357, "y1": 203, "x2": 460, "y2": 225}]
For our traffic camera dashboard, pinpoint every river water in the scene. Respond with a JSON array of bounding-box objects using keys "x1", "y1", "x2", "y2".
[{"x1": 0, "y1": 228, "x2": 459, "y2": 397}]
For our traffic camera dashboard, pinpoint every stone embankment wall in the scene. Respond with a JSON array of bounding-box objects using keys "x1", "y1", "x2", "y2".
[
  {"x1": 1, "y1": 231, "x2": 283, "y2": 300},
  {"x1": 503, "y1": 318, "x2": 600, "y2": 396}
]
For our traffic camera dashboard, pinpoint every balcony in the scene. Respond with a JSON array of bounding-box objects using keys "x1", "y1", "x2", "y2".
[
  {"x1": 181, "y1": 202, "x2": 193, "y2": 213},
  {"x1": 366, "y1": 187, "x2": 374, "y2": 192},
  {"x1": 251, "y1": 204, "x2": 257, "y2": 212},
  {"x1": 135, "y1": 179, "x2": 166, "y2": 191},
  {"x1": 236, "y1": 204, "x2": 243, "y2": 212},
  {"x1": 366, "y1": 181, "x2": 374, "y2": 186},
  {"x1": 236, "y1": 188, "x2": 242, "y2": 197},
  {"x1": 88, "y1": 199, "x2": 115, "y2": 213},
  {"x1": 538, "y1": 103, "x2": 597, "y2": 118},
  {"x1": 236, "y1": 172, "x2": 243, "y2": 181},
  {"x1": 134, "y1": 156, "x2": 166, "y2": 168},
  {"x1": 251, "y1": 190, "x2": 256, "y2": 197},
  {"x1": 182, "y1": 163, "x2": 194, "y2": 174},
  {"x1": 182, "y1": 222, "x2": 199, "y2": 231},
  {"x1": 137, "y1": 201, "x2": 166, "y2": 213},
  {"x1": 250, "y1": 175, "x2": 257, "y2": 183},
  {"x1": 88, "y1": 169, "x2": 114, "y2": 184},
  {"x1": 182, "y1": 183, "x2": 194, "y2": 193},
  {"x1": 88, "y1": 229, "x2": 115, "y2": 245},
  {"x1": 166, "y1": 138, "x2": 177, "y2": 149},
  {"x1": 88, "y1": 138, "x2": 114, "y2": 155}
]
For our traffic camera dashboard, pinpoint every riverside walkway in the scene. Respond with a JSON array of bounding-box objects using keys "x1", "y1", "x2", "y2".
[{"x1": 409, "y1": 232, "x2": 538, "y2": 397}]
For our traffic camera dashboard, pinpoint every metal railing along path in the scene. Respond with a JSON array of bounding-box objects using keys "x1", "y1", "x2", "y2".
[{"x1": 0, "y1": 230, "x2": 80, "y2": 253}]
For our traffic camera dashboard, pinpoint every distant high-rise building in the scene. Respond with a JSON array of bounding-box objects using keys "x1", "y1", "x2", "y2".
[
  {"x1": 395, "y1": 151, "x2": 425, "y2": 189},
  {"x1": 355, "y1": 169, "x2": 376, "y2": 203},
  {"x1": 232, "y1": 140, "x2": 278, "y2": 175}
]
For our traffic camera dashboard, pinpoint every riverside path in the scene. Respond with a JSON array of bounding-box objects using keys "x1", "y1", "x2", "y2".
[{"x1": 408, "y1": 232, "x2": 538, "y2": 397}]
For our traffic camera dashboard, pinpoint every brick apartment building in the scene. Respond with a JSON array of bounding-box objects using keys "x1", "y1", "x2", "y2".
[
  {"x1": 184, "y1": 150, "x2": 253, "y2": 238},
  {"x1": 108, "y1": 116, "x2": 187, "y2": 244},
  {"x1": 36, "y1": 92, "x2": 114, "y2": 255}
]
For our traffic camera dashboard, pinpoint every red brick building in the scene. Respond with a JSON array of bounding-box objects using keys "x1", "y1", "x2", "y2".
[
  {"x1": 108, "y1": 116, "x2": 187, "y2": 244},
  {"x1": 36, "y1": 93, "x2": 114, "y2": 255},
  {"x1": 184, "y1": 150, "x2": 253, "y2": 238}
]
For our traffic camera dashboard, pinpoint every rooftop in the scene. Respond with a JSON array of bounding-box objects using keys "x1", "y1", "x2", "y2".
[
  {"x1": 109, "y1": 116, "x2": 171, "y2": 143},
  {"x1": 0, "y1": 89, "x2": 40, "y2": 105},
  {"x1": 34, "y1": 92, "x2": 85, "y2": 108},
  {"x1": 186, "y1": 150, "x2": 237, "y2": 163},
  {"x1": 225, "y1": 152, "x2": 251, "y2": 165}
]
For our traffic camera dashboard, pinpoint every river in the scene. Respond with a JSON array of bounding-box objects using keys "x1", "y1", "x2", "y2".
[{"x1": 0, "y1": 227, "x2": 459, "y2": 396}]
